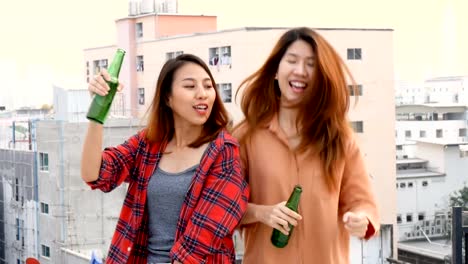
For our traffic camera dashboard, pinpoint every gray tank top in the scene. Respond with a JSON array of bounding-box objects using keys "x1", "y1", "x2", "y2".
[{"x1": 147, "y1": 164, "x2": 198, "y2": 263}]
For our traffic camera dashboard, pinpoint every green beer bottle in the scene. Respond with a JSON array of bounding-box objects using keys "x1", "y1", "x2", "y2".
[
  {"x1": 86, "y1": 48, "x2": 126, "y2": 124},
  {"x1": 271, "y1": 185, "x2": 302, "y2": 248}
]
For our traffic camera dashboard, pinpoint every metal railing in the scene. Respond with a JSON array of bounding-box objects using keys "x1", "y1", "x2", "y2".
[{"x1": 452, "y1": 206, "x2": 468, "y2": 263}]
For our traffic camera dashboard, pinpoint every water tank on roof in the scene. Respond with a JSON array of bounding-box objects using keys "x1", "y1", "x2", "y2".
[
  {"x1": 156, "y1": 0, "x2": 177, "y2": 13},
  {"x1": 128, "y1": 0, "x2": 140, "y2": 16},
  {"x1": 141, "y1": 0, "x2": 155, "y2": 14}
]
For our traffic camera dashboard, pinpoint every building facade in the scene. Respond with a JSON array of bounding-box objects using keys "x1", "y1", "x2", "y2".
[
  {"x1": 0, "y1": 149, "x2": 37, "y2": 264},
  {"x1": 33, "y1": 119, "x2": 141, "y2": 263}
]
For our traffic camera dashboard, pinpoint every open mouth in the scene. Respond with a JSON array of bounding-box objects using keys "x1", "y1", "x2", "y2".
[
  {"x1": 289, "y1": 81, "x2": 307, "y2": 93},
  {"x1": 193, "y1": 104, "x2": 209, "y2": 114}
]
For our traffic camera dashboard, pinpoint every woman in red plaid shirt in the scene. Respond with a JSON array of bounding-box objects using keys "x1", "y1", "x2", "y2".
[{"x1": 81, "y1": 54, "x2": 249, "y2": 264}]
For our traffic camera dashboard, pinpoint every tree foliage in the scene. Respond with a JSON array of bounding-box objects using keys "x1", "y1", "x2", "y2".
[{"x1": 450, "y1": 185, "x2": 468, "y2": 210}]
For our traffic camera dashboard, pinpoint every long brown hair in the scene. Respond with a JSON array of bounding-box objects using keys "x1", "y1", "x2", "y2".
[
  {"x1": 236, "y1": 27, "x2": 356, "y2": 190},
  {"x1": 146, "y1": 54, "x2": 230, "y2": 147}
]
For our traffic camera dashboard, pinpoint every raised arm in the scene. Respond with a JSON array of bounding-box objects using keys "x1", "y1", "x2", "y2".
[{"x1": 81, "y1": 122, "x2": 104, "y2": 182}]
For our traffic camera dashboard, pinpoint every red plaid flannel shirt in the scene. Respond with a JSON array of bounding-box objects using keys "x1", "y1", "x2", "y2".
[{"x1": 86, "y1": 129, "x2": 249, "y2": 264}]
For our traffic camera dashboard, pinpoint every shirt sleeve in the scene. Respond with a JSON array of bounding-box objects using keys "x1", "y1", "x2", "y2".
[
  {"x1": 86, "y1": 131, "x2": 142, "y2": 193},
  {"x1": 170, "y1": 141, "x2": 250, "y2": 263},
  {"x1": 232, "y1": 124, "x2": 250, "y2": 181},
  {"x1": 339, "y1": 137, "x2": 380, "y2": 240}
]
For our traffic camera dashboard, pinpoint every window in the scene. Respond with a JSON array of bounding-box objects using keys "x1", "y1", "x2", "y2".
[
  {"x1": 396, "y1": 145, "x2": 403, "y2": 150},
  {"x1": 41, "y1": 245, "x2": 50, "y2": 258},
  {"x1": 93, "y1": 59, "x2": 108, "y2": 74},
  {"x1": 220, "y1": 46, "x2": 232, "y2": 65},
  {"x1": 136, "y1": 55, "x2": 144, "y2": 72},
  {"x1": 348, "y1": 84, "x2": 363, "y2": 96},
  {"x1": 436, "y1": 129, "x2": 443, "y2": 138},
  {"x1": 209, "y1": 46, "x2": 232, "y2": 66},
  {"x1": 405, "y1": 130, "x2": 411, "y2": 138},
  {"x1": 460, "y1": 150, "x2": 468, "y2": 158},
  {"x1": 86, "y1": 61, "x2": 90, "y2": 82},
  {"x1": 347, "y1": 48, "x2": 362, "y2": 60},
  {"x1": 419, "y1": 130, "x2": 426, "y2": 138},
  {"x1": 135, "y1": 22, "x2": 143, "y2": 38},
  {"x1": 39, "y1": 152, "x2": 49, "y2": 171},
  {"x1": 166, "y1": 51, "x2": 183, "y2": 61},
  {"x1": 418, "y1": 213, "x2": 425, "y2": 221},
  {"x1": 406, "y1": 214, "x2": 413, "y2": 222},
  {"x1": 40, "y1": 202, "x2": 49, "y2": 214},
  {"x1": 350, "y1": 121, "x2": 363, "y2": 133},
  {"x1": 422, "y1": 181, "x2": 428, "y2": 187},
  {"x1": 408, "y1": 182, "x2": 414, "y2": 188},
  {"x1": 16, "y1": 218, "x2": 20, "y2": 240},
  {"x1": 459, "y1": 128, "x2": 467, "y2": 137},
  {"x1": 166, "y1": 51, "x2": 182, "y2": 60},
  {"x1": 217, "y1": 83, "x2": 232, "y2": 103},
  {"x1": 15, "y1": 178, "x2": 19, "y2": 201},
  {"x1": 397, "y1": 215, "x2": 402, "y2": 224},
  {"x1": 138, "y1": 88, "x2": 145, "y2": 105},
  {"x1": 400, "y1": 182, "x2": 406, "y2": 188}
]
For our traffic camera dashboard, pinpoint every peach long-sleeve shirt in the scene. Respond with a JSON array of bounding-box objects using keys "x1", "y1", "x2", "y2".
[{"x1": 235, "y1": 116, "x2": 379, "y2": 264}]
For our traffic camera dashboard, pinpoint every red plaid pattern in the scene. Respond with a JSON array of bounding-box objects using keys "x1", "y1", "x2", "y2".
[{"x1": 87, "y1": 129, "x2": 249, "y2": 264}]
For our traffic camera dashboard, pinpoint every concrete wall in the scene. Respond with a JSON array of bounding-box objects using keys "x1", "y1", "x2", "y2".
[
  {"x1": 35, "y1": 119, "x2": 141, "y2": 263},
  {"x1": 0, "y1": 149, "x2": 37, "y2": 264}
]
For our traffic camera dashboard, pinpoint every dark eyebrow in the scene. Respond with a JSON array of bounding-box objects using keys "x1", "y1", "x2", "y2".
[
  {"x1": 285, "y1": 52, "x2": 314, "y2": 60},
  {"x1": 181, "y1": 77, "x2": 212, "y2": 82}
]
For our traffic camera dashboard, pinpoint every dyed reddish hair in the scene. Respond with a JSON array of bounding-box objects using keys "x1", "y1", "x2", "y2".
[
  {"x1": 146, "y1": 54, "x2": 230, "y2": 147},
  {"x1": 236, "y1": 27, "x2": 357, "y2": 190}
]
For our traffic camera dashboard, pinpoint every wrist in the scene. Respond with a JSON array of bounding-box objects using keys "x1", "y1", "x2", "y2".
[{"x1": 253, "y1": 204, "x2": 265, "y2": 223}]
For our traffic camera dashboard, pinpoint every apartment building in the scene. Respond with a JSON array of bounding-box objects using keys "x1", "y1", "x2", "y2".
[
  {"x1": 396, "y1": 76, "x2": 468, "y2": 106},
  {"x1": 82, "y1": 7, "x2": 397, "y2": 261},
  {"x1": 0, "y1": 149, "x2": 37, "y2": 264},
  {"x1": 395, "y1": 140, "x2": 468, "y2": 263},
  {"x1": 394, "y1": 77, "x2": 468, "y2": 260},
  {"x1": 0, "y1": 108, "x2": 51, "y2": 150},
  {"x1": 396, "y1": 76, "x2": 468, "y2": 160},
  {"x1": 396, "y1": 104, "x2": 468, "y2": 158},
  {"x1": 33, "y1": 119, "x2": 141, "y2": 264}
]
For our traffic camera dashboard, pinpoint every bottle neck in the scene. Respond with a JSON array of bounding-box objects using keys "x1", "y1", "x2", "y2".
[{"x1": 107, "y1": 50, "x2": 125, "y2": 78}]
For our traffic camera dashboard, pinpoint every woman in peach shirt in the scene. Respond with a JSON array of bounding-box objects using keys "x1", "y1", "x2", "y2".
[{"x1": 234, "y1": 27, "x2": 380, "y2": 263}]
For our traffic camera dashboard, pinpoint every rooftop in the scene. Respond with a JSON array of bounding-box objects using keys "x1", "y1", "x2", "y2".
[
  {"x1": 397, "y1": 170, "x2": 445, "y2": 179},
  {"x1": 398, "y1": 238, "x2": 451, "y2": 260},
  {"x1": 396, "y1": 158, "x2": 428, "y2": 165},
  {"x1": 414, "y1": 139, "x2": 468, "y2": 147},
  {"x1": 396, "y1": 103, "x2": 468, "y2": 114}
]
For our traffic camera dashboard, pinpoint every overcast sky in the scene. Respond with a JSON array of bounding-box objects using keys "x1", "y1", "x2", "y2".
[{"x1": 0, "y1": 0, "x2": 466, "y2": 108}]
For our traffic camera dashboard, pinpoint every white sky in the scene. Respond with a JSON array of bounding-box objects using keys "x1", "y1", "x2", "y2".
[{"x1": 0, "y1": 0, "x2": 467, "y2": 108}]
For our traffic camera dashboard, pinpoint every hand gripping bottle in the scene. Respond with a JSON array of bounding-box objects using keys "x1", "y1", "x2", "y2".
[
  {"x1": 271, "y1": 185, "x2": 302, "y2": 248},
  {"x1": 86, "y1": 49, "x2": 125, "y2": 124}
]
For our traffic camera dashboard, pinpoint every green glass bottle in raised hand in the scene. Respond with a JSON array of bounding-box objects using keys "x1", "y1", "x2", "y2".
[
  {"x1": 86, "y1": 48, "x2": 126, "y2": 124},
  {"x1": 271, "y1": 185, "x2": 302, "y2": 248}
]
